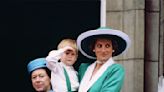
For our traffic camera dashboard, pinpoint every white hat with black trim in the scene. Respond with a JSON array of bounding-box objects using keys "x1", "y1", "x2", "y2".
[{"x1": 77, "y1": 27, "x2": 131, "y2": 59}]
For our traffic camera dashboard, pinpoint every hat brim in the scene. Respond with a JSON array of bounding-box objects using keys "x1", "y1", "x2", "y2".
[{"x1": 77, "y1": 28, "x2": 131, "y2": 59}]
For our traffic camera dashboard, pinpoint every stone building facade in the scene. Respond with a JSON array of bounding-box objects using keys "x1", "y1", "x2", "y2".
[{"x1": 106, "y1": 0, "x2": 164, "y2": 92}]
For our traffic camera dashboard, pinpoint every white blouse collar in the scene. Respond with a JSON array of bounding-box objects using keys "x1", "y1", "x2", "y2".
[{"x1": 78, "y1": 57, "x2": 115, "y2": 92}]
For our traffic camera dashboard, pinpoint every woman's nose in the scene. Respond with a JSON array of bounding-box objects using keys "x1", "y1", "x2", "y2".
[
  {"x1": 35, "y1": 76, "x2": 41, "y2": 82},
  {"x1": 101, "y1": 47, "x2": 106, "y2": 51}
]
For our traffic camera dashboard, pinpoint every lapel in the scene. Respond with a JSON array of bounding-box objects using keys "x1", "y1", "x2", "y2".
[
  {"x1": 78, "y1": 62, "x2": 96, "y2": 92},
  {"x1": 79, "y1": 58, "x2": 115, "y2": 92}
]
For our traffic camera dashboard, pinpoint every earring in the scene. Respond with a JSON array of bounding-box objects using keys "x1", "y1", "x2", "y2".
[{"x1": 112, "y1": 50, "x2": 115, "y2": 52}]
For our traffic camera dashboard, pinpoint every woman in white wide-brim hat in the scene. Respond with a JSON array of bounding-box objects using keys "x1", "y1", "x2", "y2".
[{"x1": 77, "y1": 27, "x2": 131, "y2": 92}]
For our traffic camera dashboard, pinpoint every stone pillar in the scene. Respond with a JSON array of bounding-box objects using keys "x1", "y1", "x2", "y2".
[
  {"x1": 106, "y1": 0, "x2": 144, "y2": 92},
  {"x1": 159, "y1": 0, "x2": 164, "y2": 77},
  {"x1": 106, "y1": 0, "x2": 164, "y2": 92},
  {"x1": 145, "y1": 0, "x2": 160, "y2": 92}
]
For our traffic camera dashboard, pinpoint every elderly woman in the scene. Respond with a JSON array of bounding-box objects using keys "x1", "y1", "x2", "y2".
[
  {"x1": 27, "y1": 58, "x2": 53, "y2": 92},
  {"x1": 77, "y1": 27, "x2": 131, "y2": 92}
]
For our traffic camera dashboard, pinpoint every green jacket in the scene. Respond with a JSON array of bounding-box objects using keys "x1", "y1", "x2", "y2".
[{"x1": 78, "y1": 63, "x2": 125, "y2": 92}]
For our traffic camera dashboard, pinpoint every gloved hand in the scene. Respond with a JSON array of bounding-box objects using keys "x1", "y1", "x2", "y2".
[
  {"x1": 58, "y1": 46, "x2": 74, "y2": 54},
  {"x1": 46, "y1": 46, "x2": 74, "y2": 62}
]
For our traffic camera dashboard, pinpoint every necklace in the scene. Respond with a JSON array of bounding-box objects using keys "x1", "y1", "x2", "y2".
[{"x1": 96, "y1": 60, "x2": 104, "y2": 64}]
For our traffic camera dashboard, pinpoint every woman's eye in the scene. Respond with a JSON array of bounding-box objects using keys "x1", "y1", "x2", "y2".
[
  {"x1": 32, "y1": 76, "x2": 36, "y2": 79},
  {"x1": 96, "y1": 44, "x2": 102, "y2": 48},
  {"x1": 105, "y1": 44, "x2": 111, "y2": 48},
  {"x1": 39, "y1": 74, "x2": 45, "y2": 78}
]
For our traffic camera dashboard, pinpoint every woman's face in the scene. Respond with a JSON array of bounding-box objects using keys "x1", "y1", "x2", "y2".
[
  {"x1": 31, "y1": 68, "x2": 51, "y2": 92},
  {"x1": 93, "y1": 38, "x2": 113, "y2": 62}
]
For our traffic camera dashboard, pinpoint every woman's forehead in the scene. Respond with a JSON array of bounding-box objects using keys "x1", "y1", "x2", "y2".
[{"x1": 31, "y1": 68, "x2": 46, "y2": 75}]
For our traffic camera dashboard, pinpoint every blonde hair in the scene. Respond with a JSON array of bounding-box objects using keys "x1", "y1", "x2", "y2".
[{"x1": 57, "y1": 39, "x2": 78, "y2": 53}]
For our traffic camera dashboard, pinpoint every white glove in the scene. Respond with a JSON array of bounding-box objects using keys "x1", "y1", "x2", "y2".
[{"x1": 46, "y1": 46, "x2": 74, "y2": 62}]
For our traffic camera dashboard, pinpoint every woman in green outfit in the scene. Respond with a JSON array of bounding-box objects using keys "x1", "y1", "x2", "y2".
[{"x1": 77, "y1": 27, "x2": 131, "y2": 92}]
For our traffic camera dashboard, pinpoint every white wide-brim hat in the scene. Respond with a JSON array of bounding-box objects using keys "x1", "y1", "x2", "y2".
[{"x1": 77, "y1": 27, "x2": 131, "y2": 59}]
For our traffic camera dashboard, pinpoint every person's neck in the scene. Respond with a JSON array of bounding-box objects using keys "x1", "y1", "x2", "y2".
[
  {"x1": 96, "y1": 62, "x2": 103, "y2": 69},
  {"x1": 45, "y1": 85, "x2": 51, "y2": 92},
  {"x1": 60, "y1": 62, "x2": 74, "y2": 70},
  {"x1": 90, "y1": 62, "x2": 103, "y2": 80}
]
